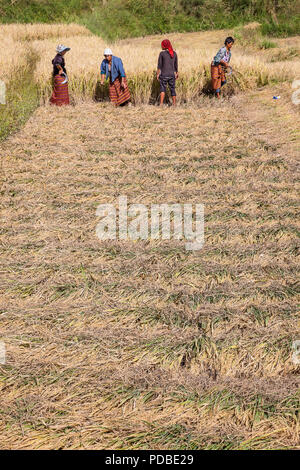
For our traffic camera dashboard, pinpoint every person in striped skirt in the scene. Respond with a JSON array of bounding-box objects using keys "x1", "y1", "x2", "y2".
[
  {"x1": 50, "y1": 45, "x2": 70, "y2": 106},
  {"x1": 100, "y1": 48, "x2": 130, "y2": 106}
]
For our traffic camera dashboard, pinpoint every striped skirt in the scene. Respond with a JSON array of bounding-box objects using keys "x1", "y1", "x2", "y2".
[
  {"x1": 109, "y1": 77, "x2": 131, "y2": 106},
  {"x1": 50, "y1": 75, "x2": 70, "y2": 106},
  {"x1": 211, "y1": 63, "x2": 226, "y2": 93}
]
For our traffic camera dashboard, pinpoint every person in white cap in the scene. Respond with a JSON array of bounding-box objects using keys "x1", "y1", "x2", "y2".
[
  {"x1": 50, "y1": 45, "x2": 71, "y2": 106},
  {"x1": 100, "y1": 48, "x2": 130, "y2": 106}
]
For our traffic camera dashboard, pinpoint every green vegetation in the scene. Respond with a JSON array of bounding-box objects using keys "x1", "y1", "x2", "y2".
[
  {"x1": 80, "y1": 0, "x2": 202, "y2": 40},
  {"x1": 0, "y1": 0, "x2": 299, "y2": 40},
  {"x1": 0, "y1": 49, "x2": 39, "y2": 142},
  {"x1": 0, "y1": 0, "x2": 91, "y2": 23},
  {"x1": 259, "y1": 39, "x2": 277, "y2": 49}
]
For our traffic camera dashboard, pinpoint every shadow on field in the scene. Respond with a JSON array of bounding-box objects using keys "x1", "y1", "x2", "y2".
[{"x1": 94, "y1": 81, "x2": 110, "y2": 102}]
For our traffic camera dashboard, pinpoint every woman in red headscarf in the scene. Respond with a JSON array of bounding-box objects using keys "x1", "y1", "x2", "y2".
[{"x1": 157, "y1": 39, "x2": 178, "y2": 106}]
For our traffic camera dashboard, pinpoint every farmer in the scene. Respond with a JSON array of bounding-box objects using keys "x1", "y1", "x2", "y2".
[
  {"x1": 157, "y1": 39, "x2": 178, "y2": 106},
  {"x1": 100, "y1": 48, "x2": 130, "y2": 106},
  {"x1": 50, "y1": 44, "x2": 70, "y2": 106},
  {"x1": 211, "y1": 37, "x2": 234, "y2": 98}
]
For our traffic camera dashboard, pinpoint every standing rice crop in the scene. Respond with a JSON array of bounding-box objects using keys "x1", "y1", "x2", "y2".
[{"x1": 1, "y1": 24, "x2": 299, "y2": 105}]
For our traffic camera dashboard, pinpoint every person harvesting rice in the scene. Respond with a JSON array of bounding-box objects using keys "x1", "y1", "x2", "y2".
[
  {"x1": 211, "y1": 37, "x2": 234, "y2": 99},
  {"x1": 50, "y1": 45, "x2": 70, "y2": 106},
  {"x1": 100, "y1": 48, "x2": 130, "y2": 106},
  {"x1": 157, "y1": 39, "x2": 178, "y2": 106}
]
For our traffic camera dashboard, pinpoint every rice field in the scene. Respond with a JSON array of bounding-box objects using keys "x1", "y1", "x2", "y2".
[
  {"x1": 0, "y1": 22, "x2": 299, "y2": 450},
  {"x1": 0, "y1": 24, "x2": 91, "y2": 80},
  {"x1": 33, "y1": 30, "x2": 300, "y2": 104},
  {"x1": 1, "y1": 23, "x2": 300, "y2": 105}
]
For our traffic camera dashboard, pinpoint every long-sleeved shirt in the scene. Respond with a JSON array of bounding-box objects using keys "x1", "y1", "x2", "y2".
[
  {"x1": 213, "y1": 46, "x2": 231, "y2": 66},
  {"x1": 100, "y1": 56, "x2": 126, "y2": 83},
  {"x1": 157, "y1": 50, "x2": 178, "y2": 77},
  {"x1": 52, "y1": 53, "x2": 66, "y2": 76}
]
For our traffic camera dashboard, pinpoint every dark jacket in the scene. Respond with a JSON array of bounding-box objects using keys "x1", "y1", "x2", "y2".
[
  {"x1": 52, "y1": 54, "x2": 66, "y2": 76},
  {"x1": 157, "y1": 50, "x2": 178, "y2": 77}
]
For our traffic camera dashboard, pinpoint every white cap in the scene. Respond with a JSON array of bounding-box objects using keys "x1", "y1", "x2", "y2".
[
  {"x1": 104, "y1": 48, "x2": 113, "y2": 56},
  {"x1": 56, "y1": 44, "x2": 70, "y2": 53}
]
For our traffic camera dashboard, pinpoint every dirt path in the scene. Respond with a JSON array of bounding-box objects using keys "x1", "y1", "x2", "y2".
[{"x1": 0, "y1": 88, "x2": 299, "y2": 449}]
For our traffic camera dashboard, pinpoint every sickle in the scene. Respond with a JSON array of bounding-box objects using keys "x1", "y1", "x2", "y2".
[{"x1": 61, "y1": 73, "x2": 68, "y2": 84}]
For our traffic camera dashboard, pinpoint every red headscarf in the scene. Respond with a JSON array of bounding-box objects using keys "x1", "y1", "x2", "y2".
[{"x1": 161, "y1": 39, "x2": 174, "y2": 58}]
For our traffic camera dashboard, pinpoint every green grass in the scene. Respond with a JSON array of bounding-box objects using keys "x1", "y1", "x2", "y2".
[
  {"x1": 0, "y1": 0, "x2": 299, "y2": 40},
  {"x1": 261, "y1": 15, "x2": 300, "y2": 37},
  {"x1": 0, "y1": 0, "x2": 91, "y2": 23},
  {"x1": 260, "y1": 39, "x2": 277, "y2": 49},
  {"x1": 79, "y1": 0, "x2": 243, "y2": 40},
  {"x1": 0, "y1": 50, "x2": 40, "y2": 142}
]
